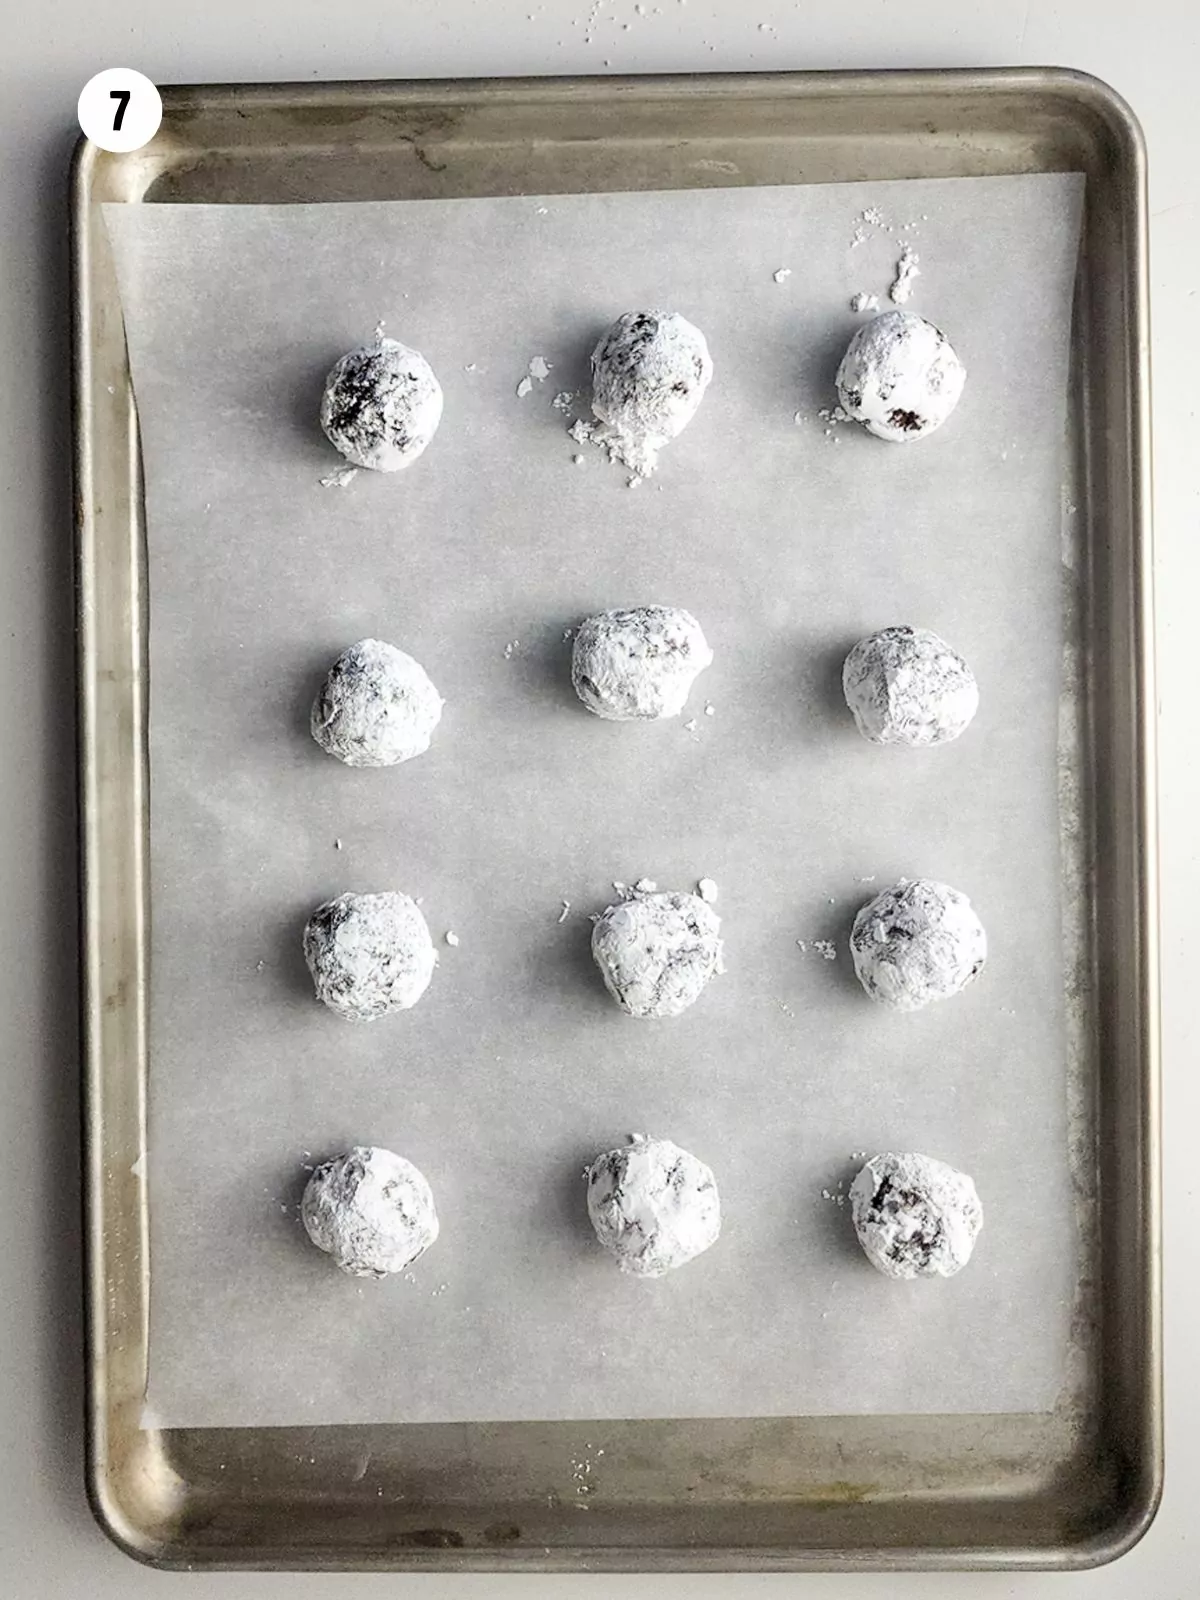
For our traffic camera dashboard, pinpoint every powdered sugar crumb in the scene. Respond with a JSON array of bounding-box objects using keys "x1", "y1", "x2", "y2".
[
  {"x1": 773, "y1": 267, "x2": 792, "y2": 284},
  {"x1": 851, "y1": 291, "x2": 880, "y2": 314},
  {"x1": 516, "y1": 376, "x2": 534, "y2": 398},
  {"x1": 697, "y1": 878, "x2": 719, "y2": 903},
  {"x1": 890, "y1": 246, "x2": 921, "y2": 304}
]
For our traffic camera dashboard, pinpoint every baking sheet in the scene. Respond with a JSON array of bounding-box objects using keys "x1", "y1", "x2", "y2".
[{"x1": 104, "y1": 171, "x2": 1084, "y2": 1429}]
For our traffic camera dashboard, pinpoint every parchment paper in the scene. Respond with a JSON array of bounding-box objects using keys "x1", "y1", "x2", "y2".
[{"x1": 104, "y1": 172, "x2": 1085, "y2": 1428}]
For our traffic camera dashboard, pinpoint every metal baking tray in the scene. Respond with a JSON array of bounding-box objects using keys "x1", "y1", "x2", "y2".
[{"x1": 73, "y1": 68, "x2": 1160, "y2": 1572}]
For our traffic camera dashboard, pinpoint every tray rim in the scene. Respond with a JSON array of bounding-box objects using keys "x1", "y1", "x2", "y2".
[{"x1": 72, "y1": 64, "x2": 1161, "y2": 1573}]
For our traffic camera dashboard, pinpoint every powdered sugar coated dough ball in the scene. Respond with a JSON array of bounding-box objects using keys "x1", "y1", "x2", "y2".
[
  {"x1": 301, "y1": 1146, "x2": 439, "y2": 1278},
  {"x1": 850, "y1": 878, "x2": 986, "y2": 1011},
  {"x1": 590, "y1": 310, "x2": 712, "y2": 474},
  {"x1": 850, "y1": 1151, "x2": 983, "y2": 1280},
  {"x1": 572, "y1": 605, "x2": 713, "y2": 721},
  {"x1": 586, "y1": 1134, "x2": 721, "y2": 1277},
  {"x1": 592, "y1": 888, "x2": 723, "y2": 1018},
  {"x1": 311, "y1": 638, "x2": 443, "y2": 768},
  {"x1": 320, "y1": 336, "x2": 443, "y2": 471},
  {"x1": 843, "y1": 626, "x2": 978, "y2": 746},
  {"x1": 836, "y1": 310, "x2": 965, "y2": 442},
  {"x1": 303, "y1": 891, "x2": 436, "y2": 1021}
]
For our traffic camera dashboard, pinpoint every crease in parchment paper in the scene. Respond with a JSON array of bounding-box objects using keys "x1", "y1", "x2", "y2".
[{"x1": 102, "y1": 172, "x2": 1085, "y2": 1428}]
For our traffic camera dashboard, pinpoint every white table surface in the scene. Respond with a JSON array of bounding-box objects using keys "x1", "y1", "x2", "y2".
[{"x1": 3, "y1": 1, "x2": 1193, "y2": 1595}]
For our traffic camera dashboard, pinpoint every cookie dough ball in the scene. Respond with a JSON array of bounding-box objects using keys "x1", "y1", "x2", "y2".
[
  {"x1": 850, "y1": 878, "x2": 985, "y2": 1011},
  {"x1": 320, "y1": 336, "x2": 443, "y2": 471},
  {"x1": 572, "y1": 606, "x2": 713, "y2": 722},
  {"x1": 311, "y1": 638, "x2": 443, "y2": 768},
  {"x1": 303, "y1": 891, "x2": 436, "y2": 1021},
  {"x1": 592, "y1": 888, "x2": 722, "y2": 1018},
  {"x1": 591, "y1": 310, "x2": 712, "y2": 474},
  {"x1": 586, "y1": 1134, "x2": 720, "y2": 1277},
  {"x1": 835, "y1": 310, "x2": 965, "y2": 442},
  {"x1": 301, "y1": 1145, "x2": 439, "y2": 1278},
  {"x1": 843, "y1": 626, "x2": 978, "y2": 746},
  {"x1": 850, "y1": 1152, "x2": 983, "y2": 1279}
]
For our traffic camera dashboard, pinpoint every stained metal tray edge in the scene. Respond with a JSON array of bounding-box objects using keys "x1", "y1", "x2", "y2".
[{"x1": 72, "y1": 66, "x2": 1160, "y2": 1572}]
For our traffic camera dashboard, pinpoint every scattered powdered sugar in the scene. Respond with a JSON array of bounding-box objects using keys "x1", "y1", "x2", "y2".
[
  {"x1": 850, "y1": 204, "x2": 925, "y2": 257},
  {"x1": 569, "y1": 1442, "x2": 605, "y2": 1504},
  {"x1": 552, "y1": 390, "x2": 576, "y2": 411},
  {"x1": 813, "y1": 939, "x2": 838, "y2": 961},
  {"x1": 815, "y1": 403, "x2": 850, "y2": 444},
  {"x1": 850, "y1": 205, "x2": 885, "y2": 249},
  {"x1": 319, "y1": 464, "x2": 359, "y2": 489},
  {"x1": 516, "y1": 355, "x2": 553, "y2": 394},
  {"x1": 889, "y1": 245, "x2": 921, "y2": 304},
  {"x1": 503, "y1": 639, "x2": 521, "y2": 659}
]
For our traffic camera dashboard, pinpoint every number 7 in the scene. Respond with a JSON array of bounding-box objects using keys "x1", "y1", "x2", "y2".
[{"x1": 110, "y1": 89, "x2": 131, "y2": 131}]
